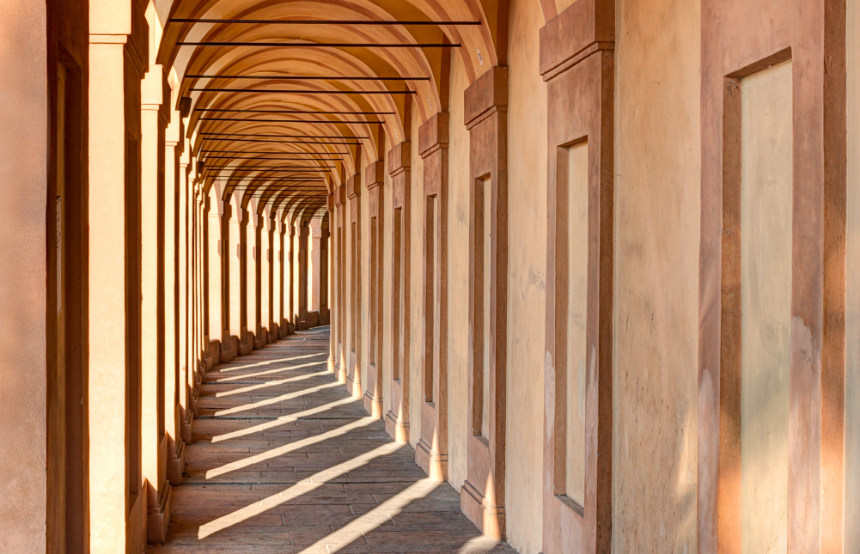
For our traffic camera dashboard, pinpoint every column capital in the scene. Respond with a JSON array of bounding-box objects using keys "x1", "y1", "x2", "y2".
[
  {"x1": 464, "y1": 66, "x2": 509, "y2": 130},
  {"x1": 387, "y1": 141, "x2": 411, "y2": 178},
  {"x1": 346, "y1": 174, "x2": 361, "y2": 199},
  {"x1": 364, "y1": 160, "x2": 385, "y2": 190},
  {"x1": 419, "y1": 112, "x2": 450, "y2": 159}
]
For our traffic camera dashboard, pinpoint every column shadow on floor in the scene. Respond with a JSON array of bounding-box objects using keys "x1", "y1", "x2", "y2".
[{"x1": 150, "y1": 327, "x2": 514, "y2": 553}]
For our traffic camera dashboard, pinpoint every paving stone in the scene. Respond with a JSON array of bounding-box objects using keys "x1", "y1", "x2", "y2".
[{"x1": 149, "y1": 327, "x2": 514, "y2": 553}]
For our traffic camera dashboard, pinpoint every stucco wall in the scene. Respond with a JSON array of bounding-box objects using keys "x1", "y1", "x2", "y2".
[
  {"x1": 846, "y1": 1, "x2": 860, "y2": 550},
  {"x1": 612, "y1": 0, "x2": 701, "y2": 550},
  {"x1": 447, "y1": 52, "x2": 471, "y2": 492},
  {"x1": 504, "y1": 0, "x2": 549, "y2": 551},
  {"x1": 0, "y1": 2, "x2": 48, "y2": 551}
]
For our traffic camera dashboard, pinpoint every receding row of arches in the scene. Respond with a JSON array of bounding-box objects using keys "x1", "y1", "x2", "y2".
[{"x1": 2, "y1": 0, "x2": 860, "y2": 552}]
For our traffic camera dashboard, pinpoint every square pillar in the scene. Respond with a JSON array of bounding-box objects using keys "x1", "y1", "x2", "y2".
[
  {"x1": 364, "y1": 161, "x2": 385, "y2": 417},
  {"x1": 346, "y1": 174, "x2": 362, "y2": 397},
  {"x1": 87, "y1": 1, "x2": 149, "y2": 550},
  {"x1": 698, "y1": 1, "x2": 847, "y2": 552},
  {"x1": 460, "y1": 67, "x2": 509, "y2": 541},
  {"x1": 385, "y1": 141, "x2": 412, "y2": 443},
  {"x1": 539, "y1": 3, "x2": 615, "y2": 552},
  {"x1": 416, "y1": 113, "x2": 450, "y2": 480}
]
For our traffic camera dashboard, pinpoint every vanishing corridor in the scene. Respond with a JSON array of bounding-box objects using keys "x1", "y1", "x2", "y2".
[{"x1": 151, "y1": 327, "x2": 512, "y2": 553}]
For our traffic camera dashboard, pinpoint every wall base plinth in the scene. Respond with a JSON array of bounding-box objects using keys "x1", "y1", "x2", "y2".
[
  {"x1": 254, "y1": 329, "x2": 267, "y2": 349},
  {"x1": 384, "y1": 411, "x2": 409, "y2": 444},
  {"x1": 206, "y1": 340, "x2": 220, "y2": 370},
  {"x1": 239, "y1": 330, "x2": 253, "y2": 355},
  {"x1": 219, "y1": 334, "x2": 238, "y2": 363},
  {"x1": 415, "y1": 439, "x2": 448, "y2": 481},
  {"x1": 363, "y1": 391, "x2": 383, "y2": 419},
  {"x1": 146, "y1": 481, "x2": 172, "y2": 544},
  {"x1": 180, "y1": 406, "x2": 192, "y2": 444},
  {"x1": 460, "y1": 479, "x2": 505, "y2": 541},
  {"x1": 167, "y1": 437, "x2": 185, "y2": 485}
]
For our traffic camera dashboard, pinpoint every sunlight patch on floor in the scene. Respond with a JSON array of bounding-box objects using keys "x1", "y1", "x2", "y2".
[
  {"x1": 214, "y1": 368, "x2": 329, "y2": 397},
  {"x1": 215, "y1": 352, "x2": 327, "y2": 374},
  {"x1": 210, "y1": 397, "x2": 356, "y2": 443},
  {"x1": 213, "y1": 359, "x2": 328, "y2": 383},
  {"x1": 205, "y1": 416, "x2": 378, "y2": 478},
  {"x1": 213, "y1": 381, "x2": 341, "y2": 416},
  {"x1": 298, "y1": 478, "x2": 441, "y2": 553}
]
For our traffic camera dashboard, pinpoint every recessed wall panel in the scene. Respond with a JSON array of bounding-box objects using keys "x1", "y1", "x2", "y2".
[
  {"x1": 740, "y1": 59, "x2": 793, "y2": 554},
  {"x1": 481, "y1": 177, "x2": 492, "y2": 439},
  {"x1": 565, "y1": 141, "x2": 588, "y2": 506}
]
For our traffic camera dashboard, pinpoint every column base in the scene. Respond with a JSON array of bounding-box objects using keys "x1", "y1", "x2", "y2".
[
  {"x1": 206, "y1": 340, "x2": 221, "y2": 370},
  {"x1": 219, "y1": 334, "x2": 238, "y2": 363},
  {"x1": 270, "y1": 323, "x2": 280, "y2": 342},
  {"x1": 146, "y1": 481, "x2": 173, "y2": 544},
  {"x1": 239, "y1": 330, "x2": 253, "y2": 355},
  {"x1": 254, "y1": 329, "x2": 267, "y2": 349},
  {"x1": 385, "y1": 411, "x2": 410, "y2": 444},
  {"x1": 460, "y1": 479, "x2": 506, "y2": 541},
  {"x1": 127, "y1": 485, "x2": 146, "y2": 553},
  {"x1": 416, "y1": 439, "x2": 448, "y2": 481},
  {"x1": 167, "y1": 436, "x2": 186, "y2": 485},
  {"x1": 180, "y1": 405, "x2": 193, "y2": 444},
  {"x1": 363, "y1": 391, "x2": 383, "y2": 419}
]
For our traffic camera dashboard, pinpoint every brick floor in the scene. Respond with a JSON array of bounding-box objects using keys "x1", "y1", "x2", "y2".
[{"x1": 150, "y1": 327, "x2": 515, "y2": 553}]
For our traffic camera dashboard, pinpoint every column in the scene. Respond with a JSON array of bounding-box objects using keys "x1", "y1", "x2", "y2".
[
  {"x1": 238, "y1": 206, "x2": 252, "y2": 354},
  {"x1": 461, "y1": 67, "x2": 509, "y2": 540},
  {"x1": 297, "y1": 222, "x2": 310, "y2": 328},
  {"x1": 88, "y1": 0, "x2": 148, "y2": 550},
  {"x1": 385, "y1": 142, "x2": 412, "y2": 443},
  {"x1": 140, "y1": 60, "x2": 170, "y2": 543},
  {"x1": 287, "y1": 221, "x2": 297, "y2": 333},
  {"x1": 320, "y1": 216, "x2": 331, "y2": 325},
  {"x1": 163, "y1": 119, "x2": 184, "y2": 485},
  {"x1": 207, "y1": 194, "x2": 225, "y2": 359},
  {"x1": 177, "y1": 148, "x2": 191, "y2": 443},
  {"x1": 539, "y1": 4, "x2": 614, "y2": 551},
  {"x1": 249, "y1": 211, "x2": 263, "y2": 348},
  {"x1": 363, "y1": 162, "x2": 385, "y2": 418},
  {"x1": 228, "y1": 196, "x2": 243, "y2": 350},
  {"x1": 309, "y1": 217, "x2": 323, "y2": 314},
  {"x1": 261, "y1": 210, "x2": 273, "y2": 342},
  {"x1": 346, "y1": 175, "x2": 362, "y2": 397},
  {"x1": 416, "y1": 114, "x2": 450, "y2": 480}
]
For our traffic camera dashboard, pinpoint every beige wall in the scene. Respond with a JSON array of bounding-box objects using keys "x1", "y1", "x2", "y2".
[
  {"x1": 846, "y1": 1, "x2": 860, "y2": 550},
  {"x1": 740, "y1": 60, "x2": 793, "y2": 554},
  {"x1": 447, "y1": 52, "x2": 471, "y2": 492},
  {"x1": 409, "y1": 110, "x2": 426, "y2": 446},
  {"x1": 504, "y1": 0, "x2": 549, "y2": 551},
  {"x1": 0, "y1": 1, "x2": 48, "y2": 551},
  {"x1": 612, "y1": 0, "x2": 701, "y2": 550}
]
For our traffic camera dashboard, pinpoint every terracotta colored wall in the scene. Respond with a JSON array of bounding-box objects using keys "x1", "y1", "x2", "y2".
[
  {"x1": 504, "y1": 0, "x2": 549, "y2": 551},
  {"x1": 447, "y1": 53, "x2": 471, "y2": 492},
  {"x1": 612, "y1": 0, "x2": 701, "y2": 550},
  {"x1": 0, "y1": 1, "x2": 48, "y2": 551},
  {"x1": 846, "y1": 1, "x2": 860, "y2": 550}
]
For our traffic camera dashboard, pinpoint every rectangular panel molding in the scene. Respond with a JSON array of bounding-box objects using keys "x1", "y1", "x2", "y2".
[
  {"x1": 541, "y1": 1, "x2": 614, "y2": 552},
  {"x1": 416, "y1": 112, "x2": 450, "y2": 481},
  {"x1": 461, "y1": 67, "x2": 508, "y2": 541},
  {"x1": 385, "y1": 140, "x2": 412, "y2": 444},
  {"x1": 698, "y1": 1, "x2": 847, "y2": 551}
]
